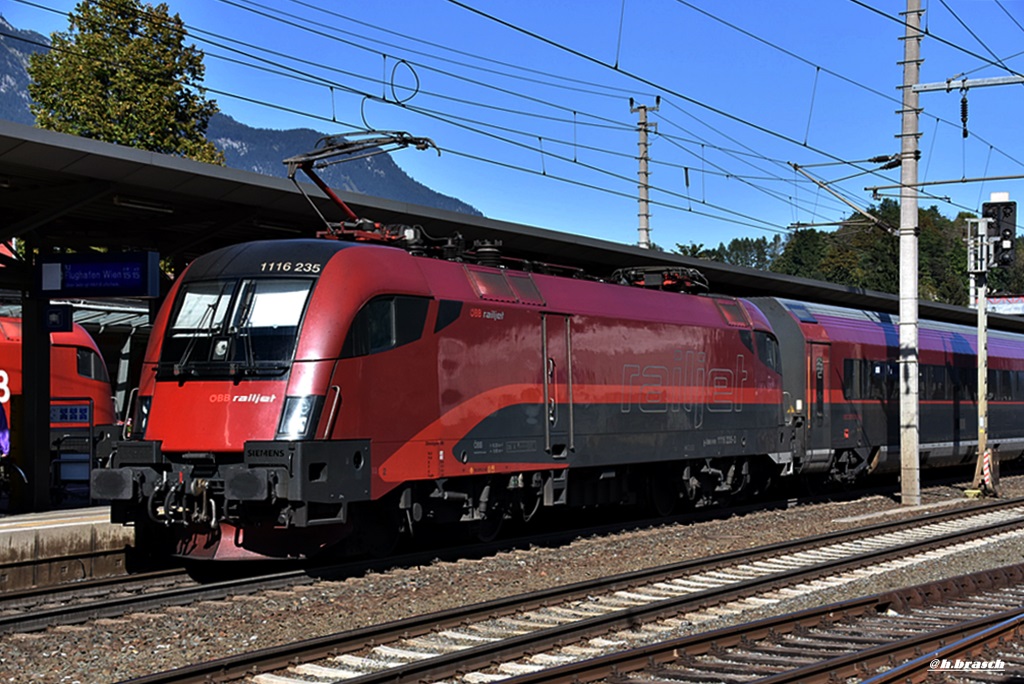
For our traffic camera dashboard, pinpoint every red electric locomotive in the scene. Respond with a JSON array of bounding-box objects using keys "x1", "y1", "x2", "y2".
[
  {"x1": 90, "y1": 137, "x2": 1024, "y2": 561},
  {"x1": 0, "y1": 316, "x2": 116, "y2": 427},
  {"x1": 91, "y1": 232, "x2": 1024, "y2": 561},
  {"x1": 92, "y1": 237, "x2": 790, "y2": 560},
  {"x1": 0, "y1": 317, "x2": 117, "y2": 492}
]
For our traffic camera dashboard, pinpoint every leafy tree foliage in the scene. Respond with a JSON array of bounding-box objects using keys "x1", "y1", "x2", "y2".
[
  {"x1": 677, "y1": 235, "x2": 784, "y2": 270},
  {"x1": 769, "y1": 229, "x2": 830, "y2": 282},
  {"x1": 27, "y1": 0, "x2": 223, "y2": 164}
]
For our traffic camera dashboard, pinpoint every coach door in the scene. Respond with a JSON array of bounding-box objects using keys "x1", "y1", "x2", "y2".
[
  {"x1": 807, "y1": 342, "x2": 832, "y2": 450},
  {"x1": 542, "y1": 313, "x2": 574, "y2": 458}
]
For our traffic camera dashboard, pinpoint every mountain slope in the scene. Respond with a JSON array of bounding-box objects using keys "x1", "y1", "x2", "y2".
[
  {"x1": 205, "y1": 114, "x2": 477, "y2": 215},
  {"x1": 0, "y1": 16, "x2": 45, "y2": 125},
  {"x1": 0, "y1": 15, "x2": 480, "y2": 216}
]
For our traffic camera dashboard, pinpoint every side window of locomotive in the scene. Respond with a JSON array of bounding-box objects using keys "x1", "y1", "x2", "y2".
[
  {"x1": 76, "y1": 347, "x2": 110, "y2": 383},
  {"x1": 342, "y1": 296, "x2": 429, "y2": 358},
  {"x1": 738, "y1": 330, "x2": 753, "y2": 352},
  {"x1": 754, "y1": 331, "x2": 781, "y2": 374},
  {"x1": 395, "y1": 297, "x2": 429, "y2": 345},
  {"x1": 434, "y1": 300, "x2": 463, "y2": 333},
  {"x1": 365, "y1": 298, "x2": 395, "y2": 353}
]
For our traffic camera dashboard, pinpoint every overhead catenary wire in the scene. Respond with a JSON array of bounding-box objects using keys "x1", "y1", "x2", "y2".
[
  {"x1": 2, "y1": 17, "x2": 797, "y2": 236},
  {"x1": 442, "y1": 0, "x2": 995, "y2": 217},
  {"x1": 117, "y1": 0, "x2": 929, "y2": 227},
  {"x1": 11, "y1": 0, "x2": 1013, "y2": 239},
  {"x1": 8, "y1": 0, "x2": 834, "y2": 234},
  {"x1": 9, "y1": 0, "x2": 937, "y2": 220}
]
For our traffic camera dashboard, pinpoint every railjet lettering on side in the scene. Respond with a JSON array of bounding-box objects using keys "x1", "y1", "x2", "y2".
[
  {"x1": 208, "y1": 393, "x2": 278, "y2": 403},
  {"x1": 620, "y1": 352, "x2": 749, "y2": 428},
  {"x1": 234, "y1": 393, "x2": 277, "y2": 403}
]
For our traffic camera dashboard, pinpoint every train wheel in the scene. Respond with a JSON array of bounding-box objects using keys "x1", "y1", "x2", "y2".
[
  {"x1": 681, "y1": 465, "x2": 701, "y2": 508},
  {"x1": 343, "y1": 499, "x2": 403, "y2": 557},
  {"x1": 471, "y1": 486, "x2": 510, "y2": 543},
  {"x1": 646, "y1": 469, "x2": 678, "y2": 517}
]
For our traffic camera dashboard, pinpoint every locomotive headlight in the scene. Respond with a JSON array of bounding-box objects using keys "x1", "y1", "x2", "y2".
[
  {"x1": 133, "y1": 396, "x2": 152, "y2": 439},
  {"x1": 275, "y1": 395, "x2": 324, "y2": 440}
]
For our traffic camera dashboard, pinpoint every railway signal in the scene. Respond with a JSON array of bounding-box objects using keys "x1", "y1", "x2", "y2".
[
  {"x1": 966, "y1": 195, "x2": 1017, "y2": 498},
  {"x1": 982, "y1": 201, "x2": 1017, "y2": 269}
]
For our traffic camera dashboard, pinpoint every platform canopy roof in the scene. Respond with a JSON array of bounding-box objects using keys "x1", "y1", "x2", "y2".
[{"x1": 0, "y1": 119, "x2": 1018, "y2": 333}]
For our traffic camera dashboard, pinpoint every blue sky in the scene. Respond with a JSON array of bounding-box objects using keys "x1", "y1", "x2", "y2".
[{"x1": 6, "y1": 0, "x2": 1024, "y2": 251}]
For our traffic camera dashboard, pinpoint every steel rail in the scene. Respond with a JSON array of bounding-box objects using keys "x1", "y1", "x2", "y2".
[
  {"x1": 0, "y1": 486, "x2": 990, "y2": 634},
  {"x1": 859, "y1": 607, "x2": 1024, "y2": 684},
  {"x1": 496, "y1": 564, "x2": 1024, "y2": 684},
  {"x1": 118, "y1": 498, "x2": 1024, "y2": 684}
]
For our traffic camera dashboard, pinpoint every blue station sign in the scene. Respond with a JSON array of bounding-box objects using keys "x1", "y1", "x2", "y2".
[{"x1": 38, "y1": 251, "x2": 161, "y2": 298}]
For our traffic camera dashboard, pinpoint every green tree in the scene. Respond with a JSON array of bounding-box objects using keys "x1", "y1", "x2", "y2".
[
  {"x1": 771, "y1": 228, "x2": 830, "y2": 281},
  {"x1": 918, "y1": 205, "x2": 968, "y2": 305},
  {"x1": 28, "y1": 0, "x2": 223, "y2": 164},
  {"x1": 676, "y1": 235, "x2": 784, "y2": 270},
  {"x1": 676, "y1": 242, "x2": 708, "y2": 259},
  {"x1": 815, "y1": 201, "x2": 899, "y2": 293}
]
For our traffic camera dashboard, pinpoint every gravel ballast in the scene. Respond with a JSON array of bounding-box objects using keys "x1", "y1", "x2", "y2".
[{"x1": 3, "y1": 475, "x2": 1024, "y2": 683}]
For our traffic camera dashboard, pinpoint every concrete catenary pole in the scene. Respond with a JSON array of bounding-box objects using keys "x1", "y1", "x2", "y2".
[
  {"x1": 899, "y1": 0, "x2": 923, "y2": 506},
  {"x1": 631, "y1": 98, "x2": 658, "y2": 249}
]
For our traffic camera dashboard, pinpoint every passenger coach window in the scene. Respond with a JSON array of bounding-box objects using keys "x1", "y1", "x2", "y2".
[
  {"x1": 342, "y1": 296, "x2": 429, "y2": 358},
  {"x1": 843, "y1": 359, "x2": 898, "y2": 400}
]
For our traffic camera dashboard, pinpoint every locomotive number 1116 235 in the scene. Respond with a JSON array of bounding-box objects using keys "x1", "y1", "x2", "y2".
[{"x1": 259, "y1": 261, "x2": 322, "y2": 273}]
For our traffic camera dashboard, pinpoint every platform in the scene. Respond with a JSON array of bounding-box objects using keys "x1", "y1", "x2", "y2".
[{"x1": 0, "y1": 507, "x2": 135, "y2": 590}]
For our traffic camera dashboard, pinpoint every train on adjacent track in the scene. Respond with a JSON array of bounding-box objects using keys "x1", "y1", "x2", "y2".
[
  {"x1": 0, "y1": 317, "x2": 117, "y2": 500},
  {"x1": 90, "y1": 230, "x2": 1024, "y2": 560}
]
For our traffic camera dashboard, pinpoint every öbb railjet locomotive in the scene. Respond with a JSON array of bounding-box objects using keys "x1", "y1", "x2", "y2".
[
  {"x1": 92, "y1": 236, "x2": 1024, "y2": 560},
  {"x1": 0, "y1": 317, "x2": 117, "y2": 445}
]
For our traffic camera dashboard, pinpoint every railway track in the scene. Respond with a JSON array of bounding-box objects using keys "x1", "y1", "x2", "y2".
[
  {"x1": 482, "y1": 564, "x2": 1024, "y2": 684},
  {"x1": 0, "y1": 484, "x2": 942, "y2": 634},
  {"x1": 114, "y1": 498, "x2": 1024, "y2": 684}
]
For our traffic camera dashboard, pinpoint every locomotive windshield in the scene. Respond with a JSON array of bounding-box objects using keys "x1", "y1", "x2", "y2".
[{"x1": 158, "y1": 278, "x2": 313, "y2": 378}]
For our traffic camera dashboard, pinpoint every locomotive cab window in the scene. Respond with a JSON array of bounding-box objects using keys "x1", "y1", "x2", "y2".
[
  {"x1": 342, "y1": 296, "x2": 429, "y2": 358},
  {"x1": 159, "y1": 278, "x2": 314, "y2": 377},
  {"x1": 76, "y1": 347, "x2": 110, "y2": 383}
]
